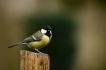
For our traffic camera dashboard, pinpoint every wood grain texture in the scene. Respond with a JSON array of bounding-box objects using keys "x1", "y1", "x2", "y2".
[{"x1": 20, "y1": 50, "x2": 50, "y2": 70}]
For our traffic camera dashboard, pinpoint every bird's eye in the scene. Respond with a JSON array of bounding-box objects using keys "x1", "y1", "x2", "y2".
[{"x1": 49, "y1": 30, "x2": 52, "y2": 34}]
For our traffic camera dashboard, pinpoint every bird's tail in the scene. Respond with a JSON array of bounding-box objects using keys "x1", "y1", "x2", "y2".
[{"x1": 8, "y1": 42, "x2": 22, "y2": 48}]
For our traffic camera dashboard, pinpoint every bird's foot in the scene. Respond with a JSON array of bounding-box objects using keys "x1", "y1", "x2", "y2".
[{"x1": 35, "y1": 49, "x2": 48, "y2": 56}]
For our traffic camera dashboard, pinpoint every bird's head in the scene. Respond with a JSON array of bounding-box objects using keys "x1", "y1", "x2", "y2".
[{"x1": 41, "y1": 26, "x2": 52, "y2": 37}]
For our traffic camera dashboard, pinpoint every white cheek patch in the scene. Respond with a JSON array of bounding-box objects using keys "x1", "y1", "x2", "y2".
[{"x1": 41, "y1": 29, "x2": 47, "y2": 33}]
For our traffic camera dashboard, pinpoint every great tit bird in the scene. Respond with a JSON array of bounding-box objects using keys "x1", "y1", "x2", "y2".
[{"x1": 8, "y1": 26, "x2": 52, "y2": 53}]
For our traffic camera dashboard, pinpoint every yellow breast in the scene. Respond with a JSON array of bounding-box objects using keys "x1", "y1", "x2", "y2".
[{"x1": 29, "y1": 35, "x2": 49, "y2": 49}]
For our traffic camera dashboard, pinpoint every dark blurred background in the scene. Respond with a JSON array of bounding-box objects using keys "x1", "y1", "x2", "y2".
[{"x1": 0, "y1": 0, "x2": 106, "y2": 70}]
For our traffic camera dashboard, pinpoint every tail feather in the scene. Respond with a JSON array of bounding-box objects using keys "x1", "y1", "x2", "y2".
[{"x1": 8, "y1": 42, "x2": 22, "y2": 48}]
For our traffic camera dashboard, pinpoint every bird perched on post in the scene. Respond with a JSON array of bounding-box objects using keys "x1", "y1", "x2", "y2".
[{"x1": 8, "y1": 26, "x2": 52, "y2": 53}]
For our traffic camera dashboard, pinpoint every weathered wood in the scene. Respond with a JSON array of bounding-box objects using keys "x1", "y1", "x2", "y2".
[{"x1": 20, "y1": 50, "x2": 50, "y2": 70}]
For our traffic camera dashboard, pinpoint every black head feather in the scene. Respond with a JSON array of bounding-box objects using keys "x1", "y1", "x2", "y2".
[
  {"x1": 41, "y1": 26, "x2": 52, "y2": 37},
  {"x1": 42, "y1": 26, "x2": 51, "y2": 30}
]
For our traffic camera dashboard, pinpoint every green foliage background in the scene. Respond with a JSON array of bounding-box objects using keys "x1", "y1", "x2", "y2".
[{"x1": 25, "y1": 12, "x2": 77, "y2": 70}]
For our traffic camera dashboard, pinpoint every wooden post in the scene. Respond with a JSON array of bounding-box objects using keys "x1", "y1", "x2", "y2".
[{"x1": 20, "y1": 50, "x2": 50, "y2": 70}]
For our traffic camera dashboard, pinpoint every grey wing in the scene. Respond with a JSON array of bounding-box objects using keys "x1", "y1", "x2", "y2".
[
  {"x1": 32, "y1": 31, "x2": 43, "y2": 41},
  {"x1": 21, "y1": 31, "x2": 43, "y2": 43},
  {"x1": 21, "y1": 36, "x2": 36, "y2": 43}
]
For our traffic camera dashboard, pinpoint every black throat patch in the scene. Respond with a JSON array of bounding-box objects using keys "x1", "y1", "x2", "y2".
[{"x1": 45, "y1": 30, "x2": 52, "y2": 37}]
